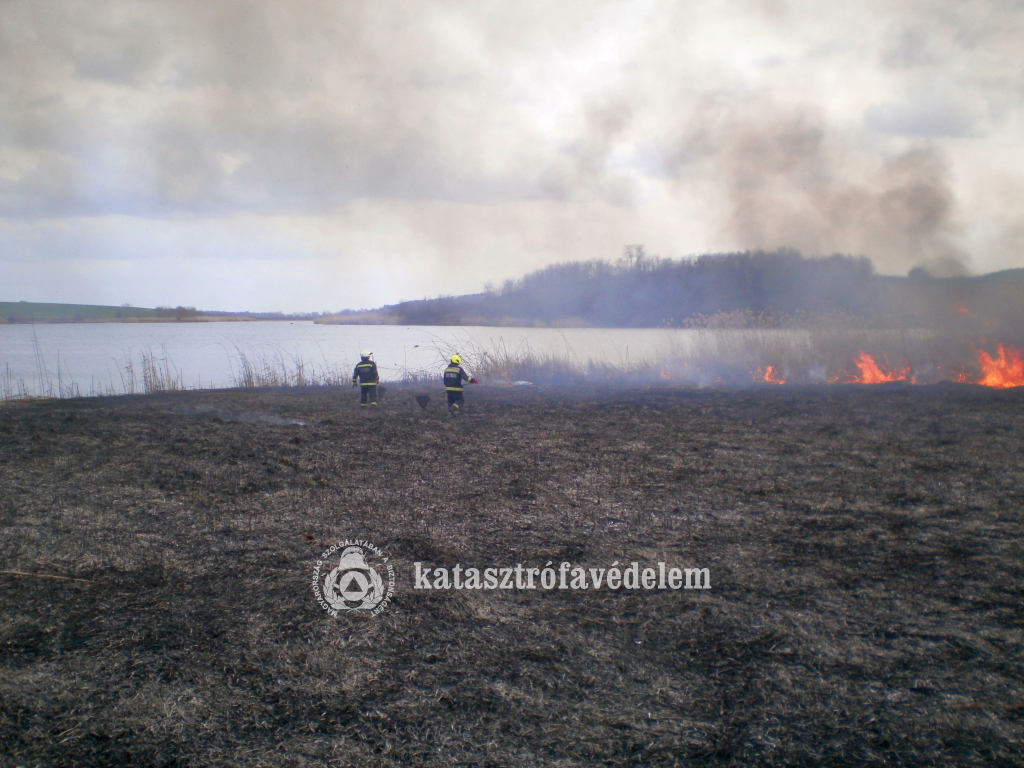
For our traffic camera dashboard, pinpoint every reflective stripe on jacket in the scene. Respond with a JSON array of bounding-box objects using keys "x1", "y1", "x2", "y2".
[
  {"x1": 353, "y1": 361, "x2": 379, "y2": 385},
  {"x1": 443, "y1": 364, "x2": 469, "y2": 391}
]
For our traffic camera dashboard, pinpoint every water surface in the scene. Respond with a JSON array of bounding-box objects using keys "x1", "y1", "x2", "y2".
[{"x1": 0, "y1": 321, "x2": 710, "y2": 393}]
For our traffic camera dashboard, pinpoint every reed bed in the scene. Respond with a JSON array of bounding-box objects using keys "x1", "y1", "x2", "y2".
[
  {"x1": 2, "y1": 344, "x2": 353, "y2": 404},
  {"x1": 465, "y1": 328, "x2": 985, "y2": 386},
  {"x1": 3, "y1": 345, "x2": 185, "y2": 402},
  {"x1": 226, "y1": 345, "x2": 351, "y2": 389}
]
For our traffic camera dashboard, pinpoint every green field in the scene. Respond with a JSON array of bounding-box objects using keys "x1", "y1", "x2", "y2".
[{"x1": 0, "y1": 302, "x2": 161, "y2": 322}]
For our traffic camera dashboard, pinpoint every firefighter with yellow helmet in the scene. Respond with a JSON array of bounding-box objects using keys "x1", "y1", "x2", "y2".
[
  {"x1": 443, "y1": 354, "x2": 477, "y2": 413},
  {"x1": 352, "y1": 351, "x2": 380, "y2": 407}
]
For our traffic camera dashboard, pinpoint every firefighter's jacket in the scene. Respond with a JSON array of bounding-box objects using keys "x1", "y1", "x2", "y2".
[
  {"x1": 443, "y1": 364, "x2": 471, "y2": 391},
  {"x1": 352, "y1": 360, "x2": 379, "y2": 386}
]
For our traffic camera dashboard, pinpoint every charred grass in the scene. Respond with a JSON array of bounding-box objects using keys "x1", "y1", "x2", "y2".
[{"x1": 1, "y1": 384, "x2": 1023, "y2": 766}]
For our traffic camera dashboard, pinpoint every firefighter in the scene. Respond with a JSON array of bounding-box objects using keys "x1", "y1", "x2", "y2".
[
  {"x1": 443, "y1": 354, "x2": 477, "y2": 413},
  {"x1": 352, "y1": 351, "x2": 379, "y2": 407}
]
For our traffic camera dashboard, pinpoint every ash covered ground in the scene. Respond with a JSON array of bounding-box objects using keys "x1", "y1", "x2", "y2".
[{"x1": 1, "y1": 384, "x2": 1023, "y2": 767}]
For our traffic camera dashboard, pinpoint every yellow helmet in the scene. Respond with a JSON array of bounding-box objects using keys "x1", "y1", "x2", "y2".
[{"x1": 450, "y1": 354, "x2": 462, "y2": 364}]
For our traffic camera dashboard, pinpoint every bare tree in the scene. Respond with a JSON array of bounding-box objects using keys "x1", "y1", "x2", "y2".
[{"x1": 621, "y1": 244, "x2": 647, "y2": 270}]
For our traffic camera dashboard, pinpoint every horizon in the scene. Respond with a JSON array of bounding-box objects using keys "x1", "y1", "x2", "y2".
[{"x1": 5, "y1": 254, "x2": 1023, "y2": 317}]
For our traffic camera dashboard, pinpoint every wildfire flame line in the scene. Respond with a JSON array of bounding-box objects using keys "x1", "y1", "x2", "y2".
[{"x1": 752, "y1": 344, "x2": 1023, "y2": 388}]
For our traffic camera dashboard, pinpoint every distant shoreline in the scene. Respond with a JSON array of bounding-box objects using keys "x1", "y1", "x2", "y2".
[
  {"x1": 0, "y1": 301, "x2": 317, "y2": 325},
  {"x1": 0, "y1": 316, "x2": 261, "y2": 325}
]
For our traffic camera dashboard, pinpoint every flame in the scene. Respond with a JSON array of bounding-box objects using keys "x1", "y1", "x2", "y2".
[
  {"x1": 953, "y1": 301, "x2": 971, "y2": 316},
  {"x1": 846, "y1": 352, "x2": 910, "y2": 384},
  {"x1": 671, "y1": 341, "x2": 1024, "y2": 388},
  {"x1": 976, "y1": 344, "x2": 1024, "y2": 388},
  {"x1": 756, "y1": 365, "x2": 785, "y2": 384},
  {"x1": 950, "y1": 367, "x2": 971, "y2": 384}
]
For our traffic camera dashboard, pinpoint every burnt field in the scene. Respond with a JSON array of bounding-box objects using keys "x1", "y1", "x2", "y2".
[{"x1": 1, "y1": 384, "x2": 1023, "y2": 767}]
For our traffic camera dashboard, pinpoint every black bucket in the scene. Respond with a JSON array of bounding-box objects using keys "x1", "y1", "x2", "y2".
[{"x1": 415, "y1": 394, "x2": 430, "y2": 410}]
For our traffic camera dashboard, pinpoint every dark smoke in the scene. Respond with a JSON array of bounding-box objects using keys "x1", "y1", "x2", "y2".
[{"x1": 668, "y1": 109, "x2": 972, "y2": 277}]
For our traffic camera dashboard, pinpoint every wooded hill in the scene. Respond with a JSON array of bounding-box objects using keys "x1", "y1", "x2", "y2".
[{"x1": 317, "y1": 249, "x2": 1024, "y2": 329}]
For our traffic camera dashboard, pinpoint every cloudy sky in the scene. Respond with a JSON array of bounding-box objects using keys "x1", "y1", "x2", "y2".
[{"x1": 2, "y1": 0, "x2": 1022, "y2": 312}]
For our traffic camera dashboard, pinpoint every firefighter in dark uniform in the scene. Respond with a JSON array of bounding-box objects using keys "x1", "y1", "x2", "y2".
[
  {"x1": 352, "y1": 351, "x2": 379, "y2": 407},
  {"x1": 443, "y1": 354, "x2": 477, "y2": 413}
]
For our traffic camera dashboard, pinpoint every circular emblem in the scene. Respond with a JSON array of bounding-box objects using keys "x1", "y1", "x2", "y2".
[{"x1": 312, "y1": 539, "x2": 394, "y2": 616}]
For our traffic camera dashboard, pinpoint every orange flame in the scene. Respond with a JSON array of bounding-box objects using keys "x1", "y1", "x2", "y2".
[
  {"x1": 846, "y1": 352, "x2": 910, "y2": 384},
  {"x1": 976, "y1": 345, "x2": 1024, "y2": 388},
  {"x1": 703, "y1": 343, "x2": 1024, "y2": 388},
  {"x1": 953, "y1": 301, "x2": 971, "y2": 316},
  {"x1": 756, "y1": 365, "x2": 786, "y2": 384},
  {"x1": 950, "y1": 367, "x2": 971, "y2": 384}
]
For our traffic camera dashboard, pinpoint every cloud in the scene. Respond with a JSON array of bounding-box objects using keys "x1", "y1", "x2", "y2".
[{"x1": 0, "y1": 0, "x2": 1022, "y2": 308}]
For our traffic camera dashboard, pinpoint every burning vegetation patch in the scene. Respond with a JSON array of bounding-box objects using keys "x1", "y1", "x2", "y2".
[
  {"x1": 802, "y1": 343, "x2": 1024, "y2": 388},
  {"x1": 977, "y1": 344, "x2": 1024, "y2": 389},
  {"x1": 470, "y1": 332, "x2": 1024, "y2": 390}
]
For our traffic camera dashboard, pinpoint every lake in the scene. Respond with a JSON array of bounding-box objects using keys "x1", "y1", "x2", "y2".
[{"x1": 0, "y1": 321, "x2": 723, "y2": 395}]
